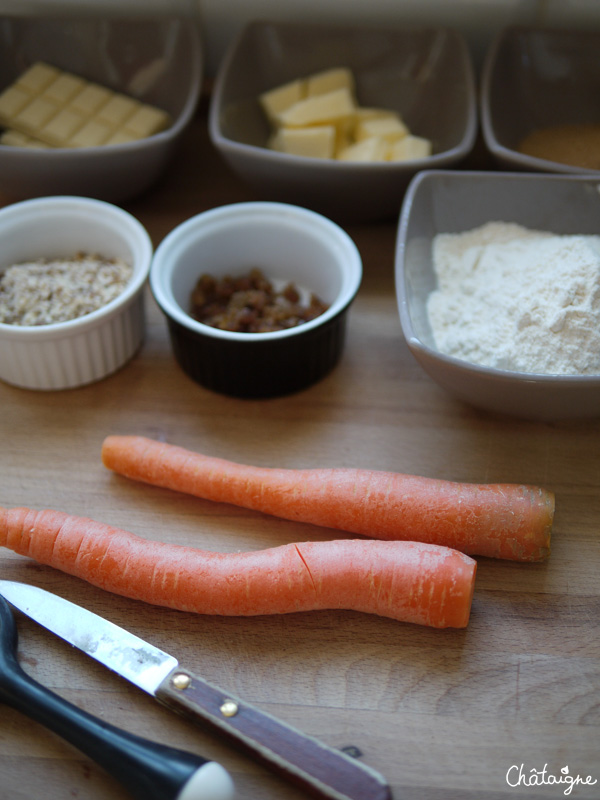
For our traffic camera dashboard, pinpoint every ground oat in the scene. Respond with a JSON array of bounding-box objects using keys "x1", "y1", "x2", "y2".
[{"x1": 0, "y1": 252, "x2": 133, "y2": 326}]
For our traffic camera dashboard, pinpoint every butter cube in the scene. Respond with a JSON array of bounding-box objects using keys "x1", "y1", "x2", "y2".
[
  {"x1": 337, "y1": 136, "x2": 388, "y2": 162},
  {"x1": 306, "y1": 67, "x2": 355, "y2": 97},
  {"x1": 333, "y1": 115, "x2": 357, "y2": 151},
  {"x1": 259, "y1": 78, "x2": 306, "y2": 123},
  {"x1": 355, "y1": 114, "x2": 409, "y2": 144},
  {"x1": 387, "y1": 134, "x2": 432, "y2": 161},
  {"x1": 353, "y1": 107, "x2": 400, "y2": 123},
  {"x1": 277, "y1": 87, "x2": 356, "y2": 128},
  {"x1": 268, "y1": 125, "x2": 336, "y2": 159}
]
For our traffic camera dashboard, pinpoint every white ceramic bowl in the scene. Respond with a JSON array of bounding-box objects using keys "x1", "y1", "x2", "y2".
[
  {"x1": 0, "y1": 196, "x2": 153, "y2": 390},
  {"x1": 0, "y1": 15, "x2": 203, "y2": 202},
  {"x1": 209, "y1": 20, "x2": 477, "y2": 223},
  {"x1": 395, "y1": 170, "x2": 600, "y2": 421},
  {"x1": 150, "y1": 201, "x2": 362, "y2": 398}
]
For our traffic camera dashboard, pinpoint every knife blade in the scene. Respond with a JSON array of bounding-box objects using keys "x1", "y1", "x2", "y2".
[{"x1": 0, "y1": 581, "x2": 392, "y2": 800}]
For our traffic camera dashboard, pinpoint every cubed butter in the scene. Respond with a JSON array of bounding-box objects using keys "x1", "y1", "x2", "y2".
[
  {"x1": 259, "y1": 78, "x2": 307, "y2": 123},
  {"x1": 268, "y1": 124, "x2": 336, "y2": 159},
  {"x1": 355, "y1": 114, "x2": 409, "y2": 144},
  {"x1": 333, "y1": 115, "x2": 357, "y2": 152},
  {"x1": 258, "y1": 66, "x2": 433, "y2": 164},
  {"x1": 387, "y1": 134, "x2": 432, "y2": 161},
  {"x1": 353, "y1": 107, "x2": 401, "y2": 122},
  {"x1": 306, "y1": 67, "x2": 355, "y2": 97},
  {"x1": 277, "y1": 87, "x2": 356, "y2": 128},
  {"x1": 337, "y1": 136, "x2": 388, "y2": 162}
]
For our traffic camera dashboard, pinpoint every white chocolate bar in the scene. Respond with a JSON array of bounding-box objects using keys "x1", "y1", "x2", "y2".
[{"x1": 0, "y1": 62, "x2": 172, "y2": 148}]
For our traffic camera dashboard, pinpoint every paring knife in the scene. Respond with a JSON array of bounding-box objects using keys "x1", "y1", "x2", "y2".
[
  {"x1": 0, "y1": 581, "x2": 392, "y2": 800},
  {"x1": 0, "y1": 593, "x2": 234, "y2": 800}
]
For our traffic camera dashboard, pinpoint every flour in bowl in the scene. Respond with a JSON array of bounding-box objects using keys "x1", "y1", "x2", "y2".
[{"x1": 426, "y1": 222, "x2": 600, "y2": 375}]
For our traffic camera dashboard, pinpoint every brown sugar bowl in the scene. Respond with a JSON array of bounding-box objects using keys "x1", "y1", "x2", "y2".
[{"x1": 481, "y1": 26, "x2": 600, "y2": 175}]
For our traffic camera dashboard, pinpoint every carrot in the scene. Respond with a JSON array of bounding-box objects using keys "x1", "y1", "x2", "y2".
[
  {"x1": 101, "y1": 435, "x2": 554, "y2": 562},
  {"x1": 0, "y1": 506, "x2": 476, "y2": 628}
]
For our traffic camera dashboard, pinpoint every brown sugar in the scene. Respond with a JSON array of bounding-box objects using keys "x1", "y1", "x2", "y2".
[{"x1": 517, "y1": 123, "x2": 600, "y2": 170}]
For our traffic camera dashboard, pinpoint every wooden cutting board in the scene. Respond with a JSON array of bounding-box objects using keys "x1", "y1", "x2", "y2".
[{"x1": 0, "y1": 108, "x2": 598, "y2": 800}]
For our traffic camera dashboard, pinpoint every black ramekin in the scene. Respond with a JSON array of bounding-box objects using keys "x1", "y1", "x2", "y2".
[{"x1": 150, "y1": 201, "x2": 362, "y2": 398}]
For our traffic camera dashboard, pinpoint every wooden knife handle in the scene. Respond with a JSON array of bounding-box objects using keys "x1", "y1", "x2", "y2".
[{"x1": 156, "y1": 665, "x2": 392, "y2": 800}]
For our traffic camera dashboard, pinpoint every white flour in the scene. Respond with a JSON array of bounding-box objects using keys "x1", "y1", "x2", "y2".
[{"x1": 426, "y1": 222, "x2": 600, "y2": 375}]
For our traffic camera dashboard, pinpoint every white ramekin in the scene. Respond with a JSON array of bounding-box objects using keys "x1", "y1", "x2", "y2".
[{"x1": 0, "y1": 196, "x2": 153, "y2": 390}]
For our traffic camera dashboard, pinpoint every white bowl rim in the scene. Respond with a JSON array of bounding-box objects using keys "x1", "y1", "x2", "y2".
[
  {"x1": 396, "y1": 169, "x2": 600, "y2": 385},
  {"x1": 150, "y1": 200, "x2": 363, "y2": 342},
  {"x1": 0, "y1": 195, "x2": 153, "y2": 338}
]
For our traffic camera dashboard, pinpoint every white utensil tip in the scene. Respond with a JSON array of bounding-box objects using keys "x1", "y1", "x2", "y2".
[{"x1": 177, "y1": 761, "x2": 235, "y2": 800}]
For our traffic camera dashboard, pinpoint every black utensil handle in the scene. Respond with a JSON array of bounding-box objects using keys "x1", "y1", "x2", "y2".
[
  {"x1": 0, "y1": 598, "x2": 233, "y2": 800},
  {"x1": 157, "y1": 666, "x2": 392, "y2": 800}
]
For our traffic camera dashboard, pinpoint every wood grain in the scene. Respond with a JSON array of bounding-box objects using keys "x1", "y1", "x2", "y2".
[{"x1": 1, "y1": 103, "x2": 599, "y2": 800}]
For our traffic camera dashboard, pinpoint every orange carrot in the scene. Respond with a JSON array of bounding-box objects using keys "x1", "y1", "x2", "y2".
[
  {"x1": 101, "y1": 435, "x2": 554, "y2": 562},
  {"x1": 0, "y1": 506, "x2": 476, "y2": 628}
]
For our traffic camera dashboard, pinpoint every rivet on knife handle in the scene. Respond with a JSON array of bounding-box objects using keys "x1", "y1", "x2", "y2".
[{"x1": 159, "y1": 667, "x2": 392, "y2": 800}]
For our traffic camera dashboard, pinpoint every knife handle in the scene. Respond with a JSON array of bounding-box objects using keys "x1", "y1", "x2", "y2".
[
  {"x1": 157, "y1": 666, "x2": 392, "y2": 800},
  {"x1": 0, "y1": 597, "x2": 234, "y2": 800}
]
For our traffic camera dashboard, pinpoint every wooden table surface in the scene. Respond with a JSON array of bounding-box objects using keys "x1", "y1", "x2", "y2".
[{"x1": 1, "y1": 106, "x2": 599, "y2": 800}]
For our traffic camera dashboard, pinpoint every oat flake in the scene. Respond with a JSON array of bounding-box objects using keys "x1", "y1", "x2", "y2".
[{"x1": 0, "y1": 252, "x2": 133, "y2": 326}]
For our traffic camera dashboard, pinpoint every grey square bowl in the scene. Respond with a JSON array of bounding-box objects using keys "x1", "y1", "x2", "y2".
[
  {"x1": 0, "y1": 14, "x2": 203, "y2": 203},
  {"x1": 395, "y1": 170, "x2": 600, "y2": 421},
  {"x1": 481, "y1": 26, "x2": 600, "y2": 174},
  {"x1": 209, "y1": 20, "x2": 477, "y2": 223}
]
